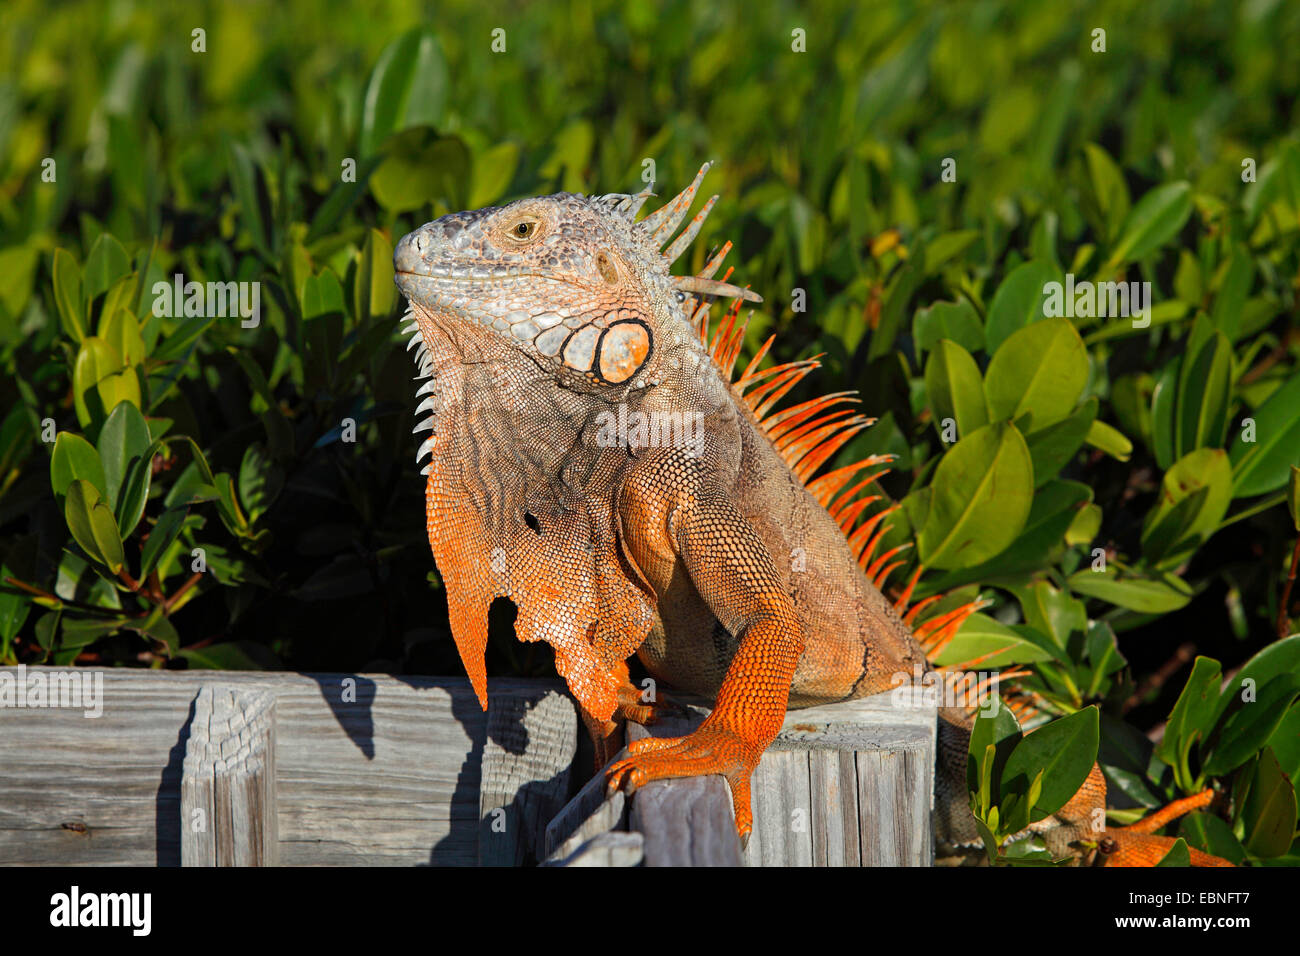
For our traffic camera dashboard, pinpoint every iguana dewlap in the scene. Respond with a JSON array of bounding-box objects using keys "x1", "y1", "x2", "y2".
[{"x1": 393, "y1": 163, "x2": 1230, "y2": 865}]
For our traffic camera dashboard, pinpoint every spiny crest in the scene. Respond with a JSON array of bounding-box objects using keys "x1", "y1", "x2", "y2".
[
  {"x1": 673, "y1": 186, "x2": 1008, "y2": 698},
  {"x1": 599, "y1": 162, "x2": 762, "y2": 304}
]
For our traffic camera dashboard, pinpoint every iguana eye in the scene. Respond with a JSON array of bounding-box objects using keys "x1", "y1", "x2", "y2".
[{"x1": 509, "y1": 219, "x2": 538, "y2": 241}]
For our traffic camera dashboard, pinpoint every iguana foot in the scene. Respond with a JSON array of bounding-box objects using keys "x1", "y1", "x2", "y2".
[{"x1": 604, "y1": 724, "x2": 760, "y2": 839}]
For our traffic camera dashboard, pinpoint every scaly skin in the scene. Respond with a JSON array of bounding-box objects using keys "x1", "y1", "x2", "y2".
[{"x1": 393, "y1": 163, "x2": 1232, "y2": 864}]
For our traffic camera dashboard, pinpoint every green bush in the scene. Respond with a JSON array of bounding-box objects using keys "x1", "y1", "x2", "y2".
[{"x1": 1, "y1": 0, "x2": 1297, "y2": 863}]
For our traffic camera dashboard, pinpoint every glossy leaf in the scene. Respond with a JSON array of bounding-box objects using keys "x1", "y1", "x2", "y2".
[
  {"x1": 924, "y1": 339, "x2": 988, "y2": 440},
  {"x1": 1105, "y1": 181, "x2": 1192, "y2": 266},
  {"x1": 1068, "y1": 567, "x2": 1193, "y2": 613},
  {"x1": 1000, "y1": 706, "x2": 1099, "y2": 822},
  {"x1": 984, "y1": 317, "x2": 1089, "y2": 432},
  {"x1": 918, "y1": 422, "x2": 1034, "y2": 570},
  {"x1": 1229, "y1": 371, "x2": 1300, "y2": 498},
  {"x1": 64, "y1": 479, "x2": 125, "y2": 575}
]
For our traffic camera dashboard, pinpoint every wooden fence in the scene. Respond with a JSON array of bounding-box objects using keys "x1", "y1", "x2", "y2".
[{"x1": 0, "y1": 667, "x2": 935, "y2": 866}]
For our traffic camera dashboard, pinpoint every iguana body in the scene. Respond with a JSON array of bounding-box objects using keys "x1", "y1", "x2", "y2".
[{"x1": 393, "y1": 163, "x2": 1229, "y2": 865}]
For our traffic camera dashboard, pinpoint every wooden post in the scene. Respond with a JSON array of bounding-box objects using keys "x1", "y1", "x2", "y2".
[
  {"x1": 624, "y1": 692, "x2": 936, "y2": 866},
  {"x1": 181, "y1": 686, "x2": 278, "y2": 866}
]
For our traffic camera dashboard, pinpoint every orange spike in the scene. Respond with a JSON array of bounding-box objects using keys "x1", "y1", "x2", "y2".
[
  {"x1": 736, "y1": 335, "x2": 776, "y2": 388},
  {"x1": 827, "y1": 467, "x2": 892, "y2": 519},
  {"x1": 744, "y1": 362, "x2": 819, "y2": 417},
  {"x1": 892, "y1": 566, "x2": 924, "y2": 614},
  {"x1": 765, "y1": 394, "x2": 861, "y2": 442},
  {"x1": 871, "y1": 559, "x2": 906, "y2": 590},
  {"x1": 776, "y1": 412, "x2": 860, "y2": 460},
  {"x1": 848, "y1": 506, "x2": 898, "y2": 566},
  {"x1": 833, "y1": 495, "x2": 881, "y2": 535},
  {"x1": 793, "y1": 420, "x2": 873, "y2": 482},
  {"x1": 903, "y1": 594, "x2": 944, "y2": 627},
  {"x1": 865, "y1": 543, "x2": 911, "y2": 582},
  {"x1": 699, "y1": 240, "x2": 732, "y2": 280},
  {"x1": 808, "y1": 456, "x2": 895, "y2": 510}
]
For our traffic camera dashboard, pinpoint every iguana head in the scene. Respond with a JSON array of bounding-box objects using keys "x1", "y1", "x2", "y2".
[{"x1": 393, "y1": 162, "x2": 760, "y2": 393}]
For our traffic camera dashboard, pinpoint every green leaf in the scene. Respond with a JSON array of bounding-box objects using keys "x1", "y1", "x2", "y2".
[
  {"x1": 924, "y1": 339, "x2": 988, "y2": 440},
  {"x1": 306, "y1": 154, "x2": 383, "y2": 245},
  {"x1": 1154, "y1": 837, "x2": 1191, "y2": 867},
  {"x1": 82, "y1": 233, "x2": 131, "y2": 307},
  {"x1": 1141, "y1": 448, "x2": 1233, "y2": 567},
  {"x1": 99, "y1": 306, "x2": 147, "y2": 366},
  {"x1": 96, "y1": 401, "x2": 151, "y2": 513},
  {"x1": 469, "y1": 141, "x2": 520, "y2": 208},
  {"x1": 1266, "y1": 702, "x2": 1300, "y2": 787},
  {"x1": 72, "y1": 336, "x2": 138, "y2": 428},
  {"x1": 359, "y1": 28, "x2": 448, "y2": 157},
  {"x1": 1025, "y1": 397, "x2": 1096, "y2": 485},
  {"x1": 238, "y1": 443, "x2": 284, "y2": 524},
  {"x1": 226, "y1": 140, "x2": 275, "y2": 260},
  {"x1": 1084, "y1": 418, "x2": 1132, "y2": 462},
  {"x1": 1082, "y1": 143, "x2": 1130, "y2": 243},
  {"x1": 1068, "y1": 566, "x2": 1193, "y2": 613},
  {"x1": 52, "y1": 248, "x2": 85, "y2": 341},
  {"x1": 1203, "y1": 673, "x2": 1300, "y2": 777},
  {"x1": 934, "y1": 612, "x2": 1057, "y2": 668},
  {"x1": 913, "y1": 300, "x2": 983, "y2": 357},
  {"x1": 922, "y1": 230, "x2": 979, "y2": 274},
  {"x1": 984, "y1": 317, "x2": 1089, "y2": 432},
  {"x1": 140, "y1": 507, "x2": 188, "y2": 578},
  {"x1": 1179, "y1": 812, "x2": 1246, "y2": 865},
  {"x1": 918, "y1": 422, "x2": 1034, "y2": 570},
  {"x1": 1174, "y1": 327, "x2": 1232, "y2": 456},
  {"x1": 1209, "y1": 245, "x2": 1254, "y2": 341},
  {"x1": 1155, "y1": 656, "x2": 1222, "y2": 771},
  {"x1": 983, "y1": 260, "x2": 1061, "y2": 355},
  {"x1": 1239, "y1": 748, "x2": 1298, "y2": 859},
  {"x1": 968, "y1": 697, "x2": 1023, "y2": 799},
  {"x1": 922, "y1": 481, "x2": 1092, "y2": 592},
  {"x1": 64, "y1": 479, "x2": 125, "y2": 575},
  {"x1": 1105, "y1": 181, "x2": 1193, "y2": 266},
  {"x1": 50, "y1": 433, "x2": 108, "y2": 501},
  {"x1": 1150, "y1": 359, "x2": 1179, "y2": 470},
  {"x1": 352, "y1": 228, "x2": 395, "y2": 325},
  {"x1": 1214, "y1": 635, "x2": 1300, "y2": 724},
  {"x1": 370, "y1": 128, "x2": 470, "y2": 213},
  {"x1": 1229, "y1": 370, "x2": 1300, "y2": 498},
  {"x1": 1000, "y1": 706, "x2": 1099, "y2": 821}
]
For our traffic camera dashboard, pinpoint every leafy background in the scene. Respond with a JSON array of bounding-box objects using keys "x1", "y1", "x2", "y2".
[{"x1": 1, "y1": 0, "x2": 1298, "y2": 863}]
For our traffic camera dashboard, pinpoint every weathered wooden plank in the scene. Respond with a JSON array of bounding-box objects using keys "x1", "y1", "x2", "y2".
[
  {"x1": 551, "y1": 831, "x2": 643, "y2": 867},
  {"x1": 810, "y1": 749, "x2": 861, "y2": 866},
  {"x1": 180, "y1": 686, "x2": 278, "y2": 866},
  {"x1": 0, "y1": 668, "x2": 572, "y2": 866},
  {"x1": 743, "y1": 749, "x2": 813, "y2": 866},
  {"x1": 856, "y1": 749, "x2": 932, "y2": 866},
  {"x1": 629, "y1": 774, "x2": 743, "y2": 867},
  {"x1": 544, "y1": 767, "x2": 627, "y2": 861},
  {"x1": 478, "y1": 690, "x2": 578, "y2": 866}
]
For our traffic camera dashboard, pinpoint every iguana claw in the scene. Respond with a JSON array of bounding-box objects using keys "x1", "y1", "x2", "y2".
[{"x1": 605, "y1": 724, "x2": 759, "y2": 840}]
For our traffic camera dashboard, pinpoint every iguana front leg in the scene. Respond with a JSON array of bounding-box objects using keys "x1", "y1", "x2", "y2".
[{"x1": 605, "y1": 494, "x2": 804, "y2": 839}]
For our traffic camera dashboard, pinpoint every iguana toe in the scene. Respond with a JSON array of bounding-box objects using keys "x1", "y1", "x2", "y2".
[{"x1": 604, "y1": 725, "x2": 758, "y2": 840}]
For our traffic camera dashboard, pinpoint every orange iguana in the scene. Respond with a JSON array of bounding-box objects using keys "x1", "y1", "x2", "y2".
[{"x1": 393, "y1": 162, "x2": 1230, "y2": 866}]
